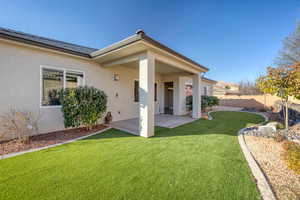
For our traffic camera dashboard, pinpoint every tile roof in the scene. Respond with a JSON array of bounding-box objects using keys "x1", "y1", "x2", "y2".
[{"x1": 0, "y1": 27, "x2": 97, "y2": 57}]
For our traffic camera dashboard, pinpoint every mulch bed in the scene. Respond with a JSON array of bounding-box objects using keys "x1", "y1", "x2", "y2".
[{"x1": 0, "y1": 124, "x2": 107, "y2": 156}]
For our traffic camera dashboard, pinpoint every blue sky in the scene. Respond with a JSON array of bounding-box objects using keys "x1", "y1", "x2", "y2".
[{"x1": 1, "y1": 0, "x2": 299, "y2": 83}]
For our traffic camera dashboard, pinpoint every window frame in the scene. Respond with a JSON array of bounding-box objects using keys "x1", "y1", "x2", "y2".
[
  {"x1": 204, "y1": 86, "x2": 208, "y2": 96},
  {"x1": 40, "y1": 65, "x2": 85, "y2": 108},
  {"x1": 133, "y1": 79, "x2": 158, "y2": 102}
]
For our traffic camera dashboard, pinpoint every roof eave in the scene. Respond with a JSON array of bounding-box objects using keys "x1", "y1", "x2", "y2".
[
  {"x1": 0, "y1": 32, "x2": 92, "y2": 58},
  {"x1": 90, "y1": 31, "x2": 209, "y2": 72},
  {"x1": 202, "y1": 77, "x2": 217, "y2": 84}
]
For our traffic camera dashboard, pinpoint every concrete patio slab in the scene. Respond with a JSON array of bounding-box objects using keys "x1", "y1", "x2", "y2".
[{"x1": 111, "y1": 114, "x2": 196, "y2": 135}]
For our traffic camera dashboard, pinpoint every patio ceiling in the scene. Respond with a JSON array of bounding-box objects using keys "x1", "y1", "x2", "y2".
[
  {"x1": 91, "y1": 31, "x2": 208, "y2": 74},
  {"x1": 121, "y1": 60, "x2": 190, "y2": 75}
]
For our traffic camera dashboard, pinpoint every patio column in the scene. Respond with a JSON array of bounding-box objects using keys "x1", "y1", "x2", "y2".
[
  {"x1": 139, "y1": 52, "x2": 155, "y2": 137},
  {"x1": 173, "y1": 76, "x2": 186, "y2": 115},
  {"x1": 192, "y1": 73, "x2": 202, "y2": 118}
]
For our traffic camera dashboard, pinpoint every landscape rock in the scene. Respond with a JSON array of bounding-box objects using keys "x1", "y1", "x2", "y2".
[{"x1": 258, "y1": 125, "x2": 276, "y2": 138}]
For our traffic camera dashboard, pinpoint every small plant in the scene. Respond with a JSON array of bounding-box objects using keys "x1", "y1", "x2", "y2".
[
  {"x1": 276, "y1": 122, "x2": 285, "y2": 129},
  {"x1": 0, "y1": 109, "x2": 40, "y2": 143},
  {"x1": 274, "y1": 134, "x2": 285, "y2": 142},
  {"x1": 59, "y1": 86, "x2": 107, "y2": 130},
  {"x1": 225, "y1": 85, "x2": 231, "y2": 90},
  {"x1": 104, "y1": 111, "x2": 112, "y2": 125},
  {"x1": 282, "y1": 140, "x2": 296, "y2": 151},
  {"x1": 282, "y1": 141, "x2": 300, "y2": 174}
]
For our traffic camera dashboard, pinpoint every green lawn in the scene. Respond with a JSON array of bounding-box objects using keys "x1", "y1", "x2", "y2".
[{"x1": 0, "y1": 111, "x2": 264, "y2": 200}]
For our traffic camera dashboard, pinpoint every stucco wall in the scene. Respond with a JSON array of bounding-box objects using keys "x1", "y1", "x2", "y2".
[
  {"x1": 216, "y1": 94, "x2": 300, "y2": 110},
  {"x1": 0, "y1": 40, "x2": 162, "y2": 137}
]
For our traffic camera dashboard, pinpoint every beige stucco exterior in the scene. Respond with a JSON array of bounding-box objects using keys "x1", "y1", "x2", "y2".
[
  {"x1": 0, "y1": 40, "x2": 163, "y2": 135},
  {"x1": 0, "y1": 39, "x2": 206, "y2": 139}
]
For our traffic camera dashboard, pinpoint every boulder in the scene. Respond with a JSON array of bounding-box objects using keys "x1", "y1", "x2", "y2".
[
  {"x1": 266, "y1": 122, "x2": 278, "y2": 128},
  {"x1": 258, "y1": 125, "x2": 276, "y2": 138}
]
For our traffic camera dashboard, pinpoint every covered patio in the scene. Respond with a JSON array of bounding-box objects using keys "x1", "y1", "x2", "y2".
[
  {"x1": 92, "y1": 30, "x2": 208, "y2": 137},
  {"x1": 111, "y1": 114, "x2": 196, "y2": 135}
]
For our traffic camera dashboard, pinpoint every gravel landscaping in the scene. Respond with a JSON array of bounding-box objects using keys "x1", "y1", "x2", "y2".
[
  {"x1": 245, "y1": 135, "x2": 300, "y2": 200},
  {"x1": 0, "y1": 124, "x2": 107, "y2": 155}
]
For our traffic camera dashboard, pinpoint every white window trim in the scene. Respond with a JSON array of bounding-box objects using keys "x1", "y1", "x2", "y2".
[{"x1": 40, "y1": 65, "x2": 85, "y2": 108}]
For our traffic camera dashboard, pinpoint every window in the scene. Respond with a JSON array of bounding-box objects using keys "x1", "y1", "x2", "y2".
[
  {"x1": 66, "y1": 71, "x2": 84, "y2": 88},
  {"x1": 134, "y1": 80, "x2": 139, "y2": 102},
  {"x1": 41, "y1": 67, "x2": 84, "y2": 106},
  {"x1": 204, "y1": 86, "x2": 207, "y2": 95},
  {"x1": 134, "y1": 80, "x2": 157, "y2": 102}
]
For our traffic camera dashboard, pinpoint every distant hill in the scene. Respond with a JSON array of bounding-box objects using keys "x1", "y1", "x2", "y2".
[{"x1": 213, "y1": 81, "x2": 239, "y2": 95}]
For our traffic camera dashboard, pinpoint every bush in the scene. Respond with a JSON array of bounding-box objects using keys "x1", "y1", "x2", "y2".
[
  {"x1": 186, "y1": 95, "x2": 219, "y2": 111},
  {"x1": 0, "y1": 109, "x2": 40, "y2": 142},
  {"x1": 274, "y1": 134, "x2": 285, "y2": 142},
  {"x1": 276, "y1": 122, "x2": 285, "y2": 129},
  {"x1": 186, "y1": 95, "x2": 193, "y2": 111},
  {"x1": 201, "y1": 95, "x2": 219, "y2": 110},
  {"x1": 59, "y1": 86, "x2": 107, "y2": 130},
  {"x1": 282, "y1": 141, "x2": 300, "y2": 174}
]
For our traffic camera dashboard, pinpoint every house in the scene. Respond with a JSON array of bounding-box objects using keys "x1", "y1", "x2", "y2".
[
  {"x1": 0, "y1": 28, "x2": 211, "y2": 138},
  {"x1": 185, "y1": 77, "x2": 217, "y2": 96}
]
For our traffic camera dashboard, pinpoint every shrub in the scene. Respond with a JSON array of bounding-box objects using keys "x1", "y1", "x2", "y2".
[
  {"x1": 274, "y1": 134, "x2": 285, "y2": 142},
  {"x1": 276, "y1": 122, "x2": 285, "y2": 129},
  {"x1": 0, "y1": 109, "x2": 40, "y2": 142},
  {"x1": 186, "y1": 95, "x2": 193, "y2": 111},
  {"x1": 282, "y1": 141, "x2": 300, "y2": 174},
  {"x1": 186, "y1": 95, "x2": 219, "y2": 111},
  {"x1": 201, "y1": 95, "x2": 219, "y2": 110},
  {"x1": 59, "y1": 86, "x2": 107, "y2": 130}
]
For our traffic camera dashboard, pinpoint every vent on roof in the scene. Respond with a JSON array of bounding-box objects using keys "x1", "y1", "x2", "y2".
[{"x1": 135, "y1": 29, "x2": 145, "y2": 35}]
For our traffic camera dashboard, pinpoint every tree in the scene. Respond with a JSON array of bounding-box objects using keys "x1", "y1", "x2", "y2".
[
  {"x1": 276, "y1": 22, "x2": 300, "y2": 67},
  {"x1": 257, "y1": 63, "x2": 300, "y2": 129},
  {"x1": 238, "y1": 80, "x2": 262, "y2": 95}
]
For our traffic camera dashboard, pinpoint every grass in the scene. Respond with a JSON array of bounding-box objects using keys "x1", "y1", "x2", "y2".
[{"x1": 0, "y1": 111, "x2": 264, "y2": 200}]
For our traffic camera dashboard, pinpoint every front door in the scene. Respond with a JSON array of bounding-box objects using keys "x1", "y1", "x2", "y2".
[{"x1": 164, "y1": 82, "x2": 174, "y2": 114}]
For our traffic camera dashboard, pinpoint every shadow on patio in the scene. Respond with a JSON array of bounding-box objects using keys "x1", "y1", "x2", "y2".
[{"x1": 82, "y1": 111, "x2": 262, "y2": 141}]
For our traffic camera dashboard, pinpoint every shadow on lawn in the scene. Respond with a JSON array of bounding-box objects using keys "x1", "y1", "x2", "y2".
[{"x1": 83, "y1": 120, "x2": 258, "y2": 141}]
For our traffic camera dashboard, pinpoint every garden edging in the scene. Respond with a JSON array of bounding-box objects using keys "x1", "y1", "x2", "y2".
[
  {"x1": 208, "y1": 111, "x2": 276, "y2": 200},
  {"x1": 0, "y1": 127, "x2": 111, "y2": 160}
]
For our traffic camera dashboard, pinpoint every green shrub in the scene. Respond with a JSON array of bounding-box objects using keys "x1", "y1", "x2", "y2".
[
  {"x1": 186, "y1": 95, "x2": 193, "y2": 111},
  {"x1": 59, "y1": 86, "x2": 107, "y2": 130},
  {"x1": 276, "y1": 122, "x2": 285, "y2": 129},
  {"x1": 186, "y1": 95, "x2": 219, "y2": 111},
  {"x1": 201, "y1": 95, "x2": 219, "y2": 110}
]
